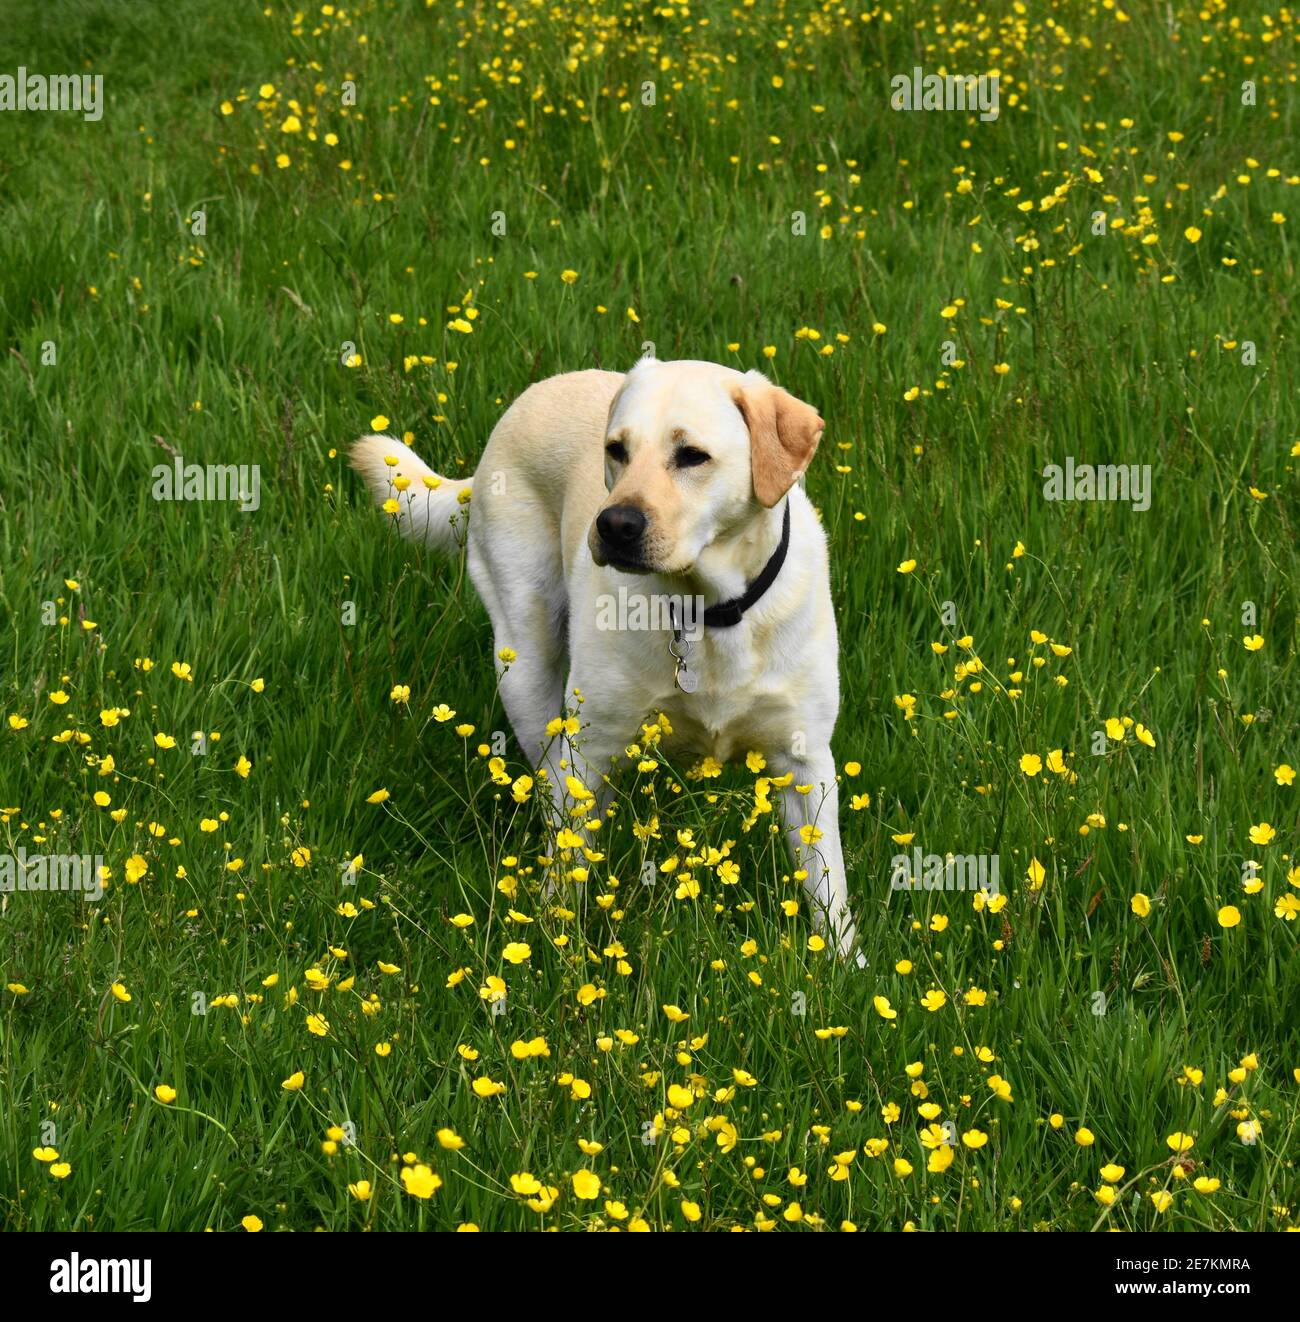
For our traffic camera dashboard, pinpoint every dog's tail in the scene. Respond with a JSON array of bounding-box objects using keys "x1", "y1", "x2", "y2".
[{"x1": 349, "y1": 434, "x2": 473, "y2": 554}]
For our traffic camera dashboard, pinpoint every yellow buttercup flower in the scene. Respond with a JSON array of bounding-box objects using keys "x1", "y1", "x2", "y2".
[
  {"x1": 400, "y1": 1164, "x2": 441, "y2": 1198},
  {"x1": 571, "y1": 1169, "x2": 601, "y2": 1199}
]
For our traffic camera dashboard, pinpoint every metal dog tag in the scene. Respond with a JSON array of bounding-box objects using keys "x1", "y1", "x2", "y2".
[{"x1": 668, "y1": 623, "x2": 698, "y2": 694}]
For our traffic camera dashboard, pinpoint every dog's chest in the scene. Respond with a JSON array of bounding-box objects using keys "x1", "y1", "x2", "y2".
[
  {"x1": 650, "y1": 633, "x2": 811, "y2": 763},
  {"x1": 571, "y1": 559, "x2": 839, "y2": 767},
  {"x1": 657, "y1": 690, "x2": 797, "y2": 764}
]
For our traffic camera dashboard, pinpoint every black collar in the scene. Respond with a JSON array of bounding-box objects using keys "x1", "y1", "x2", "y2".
[{"x1": 702, "y1": 499, "x2": 791, "y2": 628}]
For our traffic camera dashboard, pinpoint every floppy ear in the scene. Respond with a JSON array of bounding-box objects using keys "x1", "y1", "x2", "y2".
[{"x1": 732, "y1": 379, "x2": 825, "y2": 507}]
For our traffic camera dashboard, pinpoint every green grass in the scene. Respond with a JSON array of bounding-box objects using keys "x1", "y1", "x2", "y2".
[{"x1": 1, "y1": 0, "x2": 1297, "y2": 1232}]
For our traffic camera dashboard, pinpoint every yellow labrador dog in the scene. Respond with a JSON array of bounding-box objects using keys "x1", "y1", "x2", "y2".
[{"x1": 352, "y1": 357, "x2": 860, "y2": 959}]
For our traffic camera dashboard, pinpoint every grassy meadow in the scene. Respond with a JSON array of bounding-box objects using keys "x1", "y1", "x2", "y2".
[{"x1": 1, "y1": 0, "x2": 1298, "y2": 1232}]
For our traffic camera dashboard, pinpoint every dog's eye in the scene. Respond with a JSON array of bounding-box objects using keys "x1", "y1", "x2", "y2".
[
  {"x1": 605, "y1": 441, "x2": 628, "y2": 464},
  {"x1": 674, "y1": 446, "x2": 711, "y2": 468}
]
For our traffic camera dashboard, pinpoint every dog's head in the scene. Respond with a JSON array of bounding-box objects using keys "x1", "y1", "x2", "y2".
[{"x1": 589, "y1": 358, "x2": 823, "y2": 574}]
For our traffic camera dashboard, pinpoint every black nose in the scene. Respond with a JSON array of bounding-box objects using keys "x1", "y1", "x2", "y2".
[{"x1": 596, "y1": 504, "x2": 647, "y2": 549}]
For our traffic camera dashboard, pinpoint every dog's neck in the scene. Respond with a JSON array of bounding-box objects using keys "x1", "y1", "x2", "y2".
[{"x1": 675, "y1": 497, "x2": 791, "y2": 609}]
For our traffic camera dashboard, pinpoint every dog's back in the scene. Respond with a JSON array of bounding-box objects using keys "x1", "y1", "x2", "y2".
[
  {"x1": 472, "y1": 369, "x2": 623, "y2": 580},
  {"x1": 351, "y1": 369, "x2": 622, "y2": 569}
]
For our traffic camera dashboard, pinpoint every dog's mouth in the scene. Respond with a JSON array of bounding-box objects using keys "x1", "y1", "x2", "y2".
[
  {"x1": 595, "y1": 544, "x2": 654, "y2": 574},
  {"x1": 592, "y1": 537, "x2": 698, "y2": 579}
]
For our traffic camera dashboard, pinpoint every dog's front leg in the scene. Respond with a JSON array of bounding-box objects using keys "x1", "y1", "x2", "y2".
[{"x1": 771, "y1": 750, "x2": 863, "y2": 965}]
